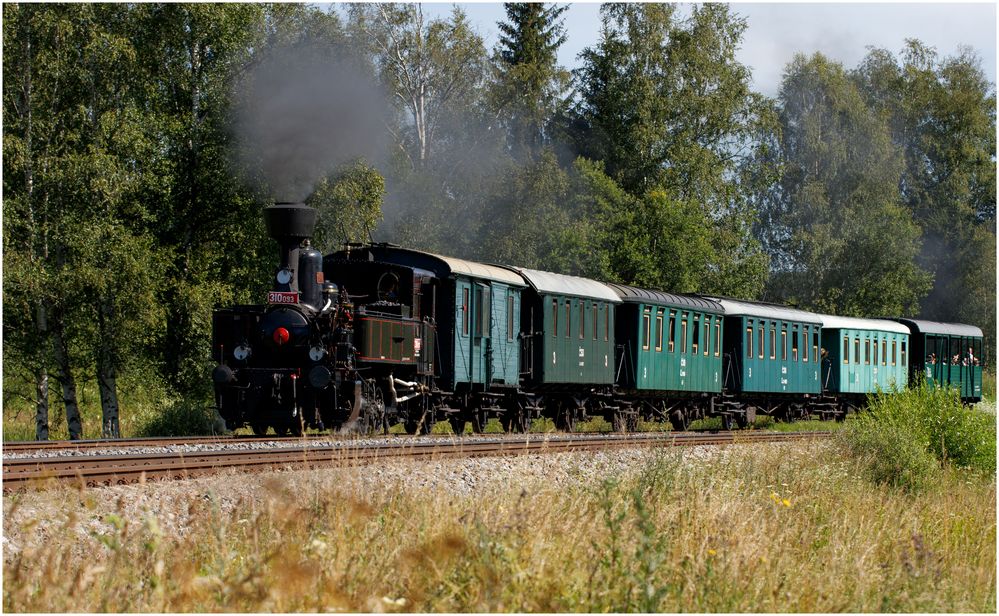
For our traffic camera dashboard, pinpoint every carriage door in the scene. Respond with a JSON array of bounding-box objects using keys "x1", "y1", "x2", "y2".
[
  {"x1": 455, "y1": 280, "x2": 473, "y2": 385},
  {"x1": 472, "y1": 283, "x2": 492, "y2": 385}
]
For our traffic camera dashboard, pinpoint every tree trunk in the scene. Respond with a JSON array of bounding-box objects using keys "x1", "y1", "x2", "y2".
[
  {"x1": 35, "y1": 364, "x2": 49, "y2": 441},
  {"x1": 97, "y1": 300, "x2": 120, "y2": 438},
  {"x1": 97, "y1": 360, "x2": 120, "y2": 438},
  {"x1": 52, "y1": 316, "x2": 82, "y2": 439}
]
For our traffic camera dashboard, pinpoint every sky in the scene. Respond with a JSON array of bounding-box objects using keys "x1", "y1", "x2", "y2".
[{"x1": 421, "y1": 2, "x2": 997, "y2": 97}]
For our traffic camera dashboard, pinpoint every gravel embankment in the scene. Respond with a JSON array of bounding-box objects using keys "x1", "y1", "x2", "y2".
[
  {"x1": 2, "y1": 432, "x2": 674, "y2": 460},
  {"x1": 2, "y1": 442, "x2": 741, "y2": 560}
]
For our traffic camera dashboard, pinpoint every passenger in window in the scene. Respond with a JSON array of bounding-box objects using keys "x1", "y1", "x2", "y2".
[
  {"x1": 951, "y1": 355, "x2": 960, "y2": 365},
  {"x1": 966, "y1": 346, "x2": 977, "y2": 366},
  {"x1": 927, "y1": 353, "x2": 936, "y2": 365}
]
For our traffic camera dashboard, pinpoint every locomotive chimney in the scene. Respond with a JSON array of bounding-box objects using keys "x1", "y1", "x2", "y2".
[{"x1": 263, "y1": 202, "x2": 322, "y2": 309}]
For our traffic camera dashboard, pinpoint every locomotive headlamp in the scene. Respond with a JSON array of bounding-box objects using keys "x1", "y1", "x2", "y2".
[
  {"x1": 276, "y1": 268, "x2": 293, "y2": 285},
  {"x1": 233, "y1": 345, "x2": 252, "y2": 361},
  {"x1": 273, "y1": 327, "x2": 291, "y2": 346},
  {"x1": 309, "y1": 345, "x2": 326, "y2": 361}
]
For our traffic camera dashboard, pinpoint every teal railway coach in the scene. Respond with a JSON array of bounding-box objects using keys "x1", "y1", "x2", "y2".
[
  {"x1": 606, "y1": 283, "x2": 724, "y2": 394},
  {"x1": 713, "y1": 298, "x2": 823, "y2": 418},
  {"x1": 891, "y1": 319, "x2": 984, "y2": 402},
  {"x1": 817, "y1": 315, "x2": 909, "y2": 405}
]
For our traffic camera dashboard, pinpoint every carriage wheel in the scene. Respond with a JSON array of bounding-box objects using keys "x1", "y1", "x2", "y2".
[
  {"x1": 670, "y1": 410, "x2": 689, "y2": 432},
  {"x1": 448, "y1": 416, "x2": 466, "y2": 436},
  {"x1": 720, "y1": 414, "x2": 734, "y2": 431}
]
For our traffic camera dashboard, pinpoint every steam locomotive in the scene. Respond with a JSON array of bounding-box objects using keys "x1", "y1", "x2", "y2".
[{"x1": 211, "y1": 203, "x2": 985, "y2": 435}]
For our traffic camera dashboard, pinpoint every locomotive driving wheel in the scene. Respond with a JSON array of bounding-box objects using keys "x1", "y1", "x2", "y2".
[{"x1": 251, "y1": 422, "x2": 269, "y2": 436}]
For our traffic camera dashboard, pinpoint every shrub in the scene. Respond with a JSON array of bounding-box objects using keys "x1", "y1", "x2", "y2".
[
  {"x1": 138, "y1": 398, "x2": 221, "y2": 437},
  {"x1": 840, "y1": 383, "x2": 996, "y2": 490}
]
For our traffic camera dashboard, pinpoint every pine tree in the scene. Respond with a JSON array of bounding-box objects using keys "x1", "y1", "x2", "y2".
[{"x1": 491, "y1": 3, "x2": 569, "y2": 159}]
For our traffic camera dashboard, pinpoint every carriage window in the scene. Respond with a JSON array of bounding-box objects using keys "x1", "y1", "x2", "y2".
[
  {"x1": 669, "y1": 312, "x2": 677, "y2": 352},
  {"x1": 655, "y1": 313, "x2": 663, "y2": 352},
  {"x1": 552, "y1": 299, "x2": 558, "y2": 338},
  {"x1": 565, "y1": 301, "x2": 571, "y2": 338},
  {"x1": 891, "y1": 340, "x2": 896, "y2": 366},
  {"x1": 843, "y1": 336, "x2": 849, "y2": 364},
  {"x1": 474, "y1": 286, "x2": 490, "y2": 337},
  {"x1": 593, "y1": 305, "x2": 598, "y2": 340},
  {"x1": 507, "y1": 294, "x2": 515, "y2": 341},
  {"x1": 704, "y1": 317, "x2": 710, "y2": 357},
  {"x1": 462, "y1": 288, "x2": 470, "y2": 335},
  {"x1": 642, "y1": 310, "x2": 651, "y2": 351},
  {"x1": 758, "y1": 326, "x2": 764, "y2": 359},
  {"x1": 781, "y1": 328, "x2": 787, "y2": 361},
  {"x1": 949, "y1": 337, "x2": 961, "y2": 364},
  {"x1": 974, "y1": 339, "x2": 983, "y2": 366},
  {"x1": 579, "y1": 302, "x2": 586, "y2": 339},
  {"x1": 681, "y1": 315, "x2": 689, "y2": 353},
  {"x1": 769, "y1": 326, "x2": 776, "y2": 360},
  {"x1": 864, "y1": 339, "x2": 871, "y2": 365},
  {"x1": 813, "y1": 332, "x2": 819, "y2": 363},
  {"x1": 792, "y1": 331, "x2": 799, "y2": 361},
  {"x1": 901, "y1": 340, "x2": 907, "y2": 367},
  {"x1": 714, "y1": 321, "x2": 721, "y2": 356},
  {"x1": 604, "y1": 306, "x2": 609, "y2": 341},
  {"x1": 803, "y1": 327, "x2": 808, "y2": 362},
  {"x1": 881, "y1": 340, "x2": 887, "y2": 366},
  {"x1": 692, "y1": 317, "x2": 700, "y2": 355},
  {"x1": 854, "y1": 338, "x2": 860, "y2": 364},
  {"x1": 746, "y1": 326, "x2": 754, "y2": 358},
  {"x1": 873, "y1": 338, "x2": 878, "y2": 366}
]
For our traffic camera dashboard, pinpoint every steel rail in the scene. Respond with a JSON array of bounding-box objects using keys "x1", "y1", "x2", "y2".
[
  {"x1": 2, "y1": 431, "x2": 832, "y2": 491},
  {"x1": 1, "y1": 427, "x2": 798, "y2": 453}
]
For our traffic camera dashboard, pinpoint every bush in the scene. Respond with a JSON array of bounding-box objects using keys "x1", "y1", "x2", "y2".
[
  {"x1": 138, "y1": 398, "x2": 221, "y2": 437},
  {"x1": 840, "y1": 383, "x2": 996, "y2": 490}
]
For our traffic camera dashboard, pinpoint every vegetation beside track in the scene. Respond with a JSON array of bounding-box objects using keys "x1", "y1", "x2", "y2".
[{"x1": 4, "y1": 438, "x2": 993, "y2": 612}]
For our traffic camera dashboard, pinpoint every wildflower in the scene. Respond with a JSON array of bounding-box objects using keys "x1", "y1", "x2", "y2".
[
  {"x1": 707, "y1": 549, "x2": 717, "y2": 556},
  {"x1": 782, "y1": 498, "x2": 792, "y2": 507}
]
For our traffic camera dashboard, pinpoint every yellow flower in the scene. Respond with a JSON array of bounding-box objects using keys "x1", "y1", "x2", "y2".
[
  {"x1": 782, "y1": 498, "x2": 792, "y2": 507},
  {"x1": 707, "y1": 549, "x2": 717, "y2": 556}
]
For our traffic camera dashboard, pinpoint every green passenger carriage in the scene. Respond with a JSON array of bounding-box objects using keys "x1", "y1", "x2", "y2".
[
  {"x1": 606, "y1": 284, "x2": 724, "y2": 394},
  {"x1": 817, "y1": 315, "x2": 910, "y2": 406},
  {"x1": 890, "y1": 319, "x2": 984, "y2": 402},
  {"x1": 712, "y1": 297, "x2": 828, "y2": 422}
]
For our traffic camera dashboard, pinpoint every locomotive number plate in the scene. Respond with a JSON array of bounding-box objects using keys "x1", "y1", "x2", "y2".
[{"x1": 267, "y1": 291, "x2": 300, "y2": 304}]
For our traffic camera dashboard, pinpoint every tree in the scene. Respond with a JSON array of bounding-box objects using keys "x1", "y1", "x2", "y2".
[
  {"x1": 764, "y1": 53, "x2": 932, "y2": 316},
  {"x1": 854, "y1": 41, "x2": 995, "y2": 355},
  {"x1": 351, "y1": 3, "x2": 487, "y2": 168},
  {"x1": 490, "y1": 3, "x2": 570, "y2": 159},
  {"x1": 309, "y1": 162, "x2": 386, "y2": 252},
  {"x1": 571, "y1": 4, "x2": 772, "y2": 297}
]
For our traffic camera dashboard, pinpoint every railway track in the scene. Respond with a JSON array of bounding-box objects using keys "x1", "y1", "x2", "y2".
[{"x1": 3, "y1": 431, "x2": 832, "y2": 492}]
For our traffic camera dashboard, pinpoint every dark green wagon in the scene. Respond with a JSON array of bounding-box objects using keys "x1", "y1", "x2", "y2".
[
  {"x1": 891, "y1": 319, "x2": 984, "y2": 402},
  {"x1": 607, "y1": 283, "x2": 724, "y2": 394},
  {"x1": 508, "y1": 267, "x2": 620, "y2": 388}
]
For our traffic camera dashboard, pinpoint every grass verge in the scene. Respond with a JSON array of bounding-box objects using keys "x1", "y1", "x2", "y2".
[{"x1": 3, "y1": 440, "x2": 994, "y2": 612}]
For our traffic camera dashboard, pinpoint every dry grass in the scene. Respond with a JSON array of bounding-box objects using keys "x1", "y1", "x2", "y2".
[{"x1": 3, "y1": 441, "x2": 995, "y2": 612}]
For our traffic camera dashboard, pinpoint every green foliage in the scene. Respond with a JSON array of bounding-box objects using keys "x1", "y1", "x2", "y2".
[
  {"x1": 309, "y1": 162, "x2": 385, "y2": 253},
  {"x1": 490, "y1": 3, "x2": 570, "y2": 158},
  {"x1": 840, "y1": 384, "x2": 996, "y2": 490},
  {"x1": 764, "y1": 52, "x2": 933, "y2": 317}
]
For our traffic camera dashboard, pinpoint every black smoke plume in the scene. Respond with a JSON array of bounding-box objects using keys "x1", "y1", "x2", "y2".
[{"x1": 233, "y1": 41, "x2": 389, "y2": 202}]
